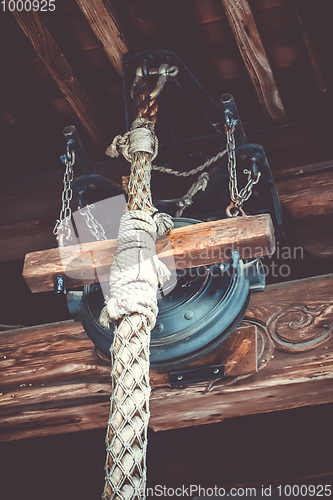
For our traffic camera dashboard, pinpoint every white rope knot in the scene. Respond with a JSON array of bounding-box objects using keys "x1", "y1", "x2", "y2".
[
  {"x1": 106, "y1": 119, "x2": 158, "y2": 163},
  {"x1": 99, "y1": 210, "x2": 171, "y2": 330},
  {"x1": 151, "y1": 209, "x2": 174, "y2": 237}
]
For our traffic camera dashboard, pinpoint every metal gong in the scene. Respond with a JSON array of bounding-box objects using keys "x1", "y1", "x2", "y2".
[{"x1": 69, "y1": 218, "x2": 265, "y2": 370}]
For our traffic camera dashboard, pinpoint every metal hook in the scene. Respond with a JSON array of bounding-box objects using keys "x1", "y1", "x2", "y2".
[
  {"x1": 130, "y1": 63, "x2": 179, "y2": 100},
  {"x1": 226, "y1": 202, "x2": 246, "y2": 218},
  {"x1": 150, "y1": 64, "x2": 179, "y2": 99}
]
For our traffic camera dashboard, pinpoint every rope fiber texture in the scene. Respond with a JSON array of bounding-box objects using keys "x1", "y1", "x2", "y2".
[{"x1": 101, "y1": 89, "x2": 173, "y2": 500}]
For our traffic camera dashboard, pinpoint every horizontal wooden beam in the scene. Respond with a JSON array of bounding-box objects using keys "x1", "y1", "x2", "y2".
[
  {"x1": 22, "y1": 214, "x2": 275, "y2": 293},
  {"x1": 220, "y1": 0, "x2": 286, "y2": 122},
  {"x1": 10, "y1": 8, "x2": 108, "y2": 150},
  {"x1": 75, "y1": 0, "x2": 128, "y2": 75},
  {"x1": 1, "y1": 161, "x2": 333, "y2": 263},
  {"x1": 1, "y1": 273, "x2": 333, "y2": 442}
]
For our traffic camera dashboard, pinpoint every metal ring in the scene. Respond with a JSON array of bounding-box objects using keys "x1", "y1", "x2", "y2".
[{"x1": 226, "y1": 203, "x2": 245, "y2": 218}]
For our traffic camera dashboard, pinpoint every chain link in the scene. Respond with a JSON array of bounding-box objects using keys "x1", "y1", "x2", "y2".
[
  {"x1": 53, "y1": 148, "x2": 75, "y2": 242},
  {"x1": 152, "y1": 149, "x2": 227, "y2": 177},
  {"x1": 79, "y1": 204, "x2": 108, "y2": 241},
  {"x1": 226, "y1": 120, "x2": 261, "y2": 217}
]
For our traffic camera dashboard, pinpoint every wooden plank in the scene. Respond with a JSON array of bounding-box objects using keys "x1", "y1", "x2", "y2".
[
  {"x1": 75, "y1": 0, "x2": 128, "y2": 75},
  {"x1": 276, "y1": 170, "x2": 333, "y2": 218},
  {"x1": 273, "y1": 159, "x2": 333, "y2": 181},
  {"x1": 9, "y1": 7, "x2": 108, "y2": 150},
  {"x1": 1, "y1": 273, "x2": 333, "y2": 441},
  {"x1": 22, "y1": 214, "x2": 275, "y2": 293},
  {"x1": 220, "y1": 0, "x2": 286, "y2": 122}
]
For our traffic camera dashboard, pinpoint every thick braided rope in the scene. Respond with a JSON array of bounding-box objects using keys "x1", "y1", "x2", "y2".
[
  {"x1": 99, "y1": 210, "x2": 171, "y2": 328},
  {"x1": 101, "y1": 109, "x2": 173, "y2": 499}
]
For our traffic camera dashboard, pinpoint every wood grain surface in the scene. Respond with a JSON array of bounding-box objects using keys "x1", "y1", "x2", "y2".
[
  {"x1": 1, "y1": 273, "x2": 332, "y2": 441},
  {"x1": 22, "y1": 214, "x2": 275, "y2": 293},
  {"x1": 220, "y1": 0, "x2": 286, "y2": 122},
  {"x1": 75, "y1": 0, "x2": 128, "y2": 75}
]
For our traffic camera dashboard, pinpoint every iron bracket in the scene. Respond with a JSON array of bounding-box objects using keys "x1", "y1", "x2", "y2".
[{"x1": 169, "y1": 364, "x2": 225, "y2": 388}]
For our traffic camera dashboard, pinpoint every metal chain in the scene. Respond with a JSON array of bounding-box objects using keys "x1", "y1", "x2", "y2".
[
  {"x1": 53, "y1": 148, "x2": 75, "y2": 243},
  {"x1": 54, "y1": 146, "x2": 108, "y2": 243},
  {"x1": 226, "y1": 120, "x2": 261, "y2": 217},
  {"x1": 152, "y1": 149, "x2": 227, "y2": 177},
  {"x1": 79, "y1": 204, "x2": 107, "y2": 241}
]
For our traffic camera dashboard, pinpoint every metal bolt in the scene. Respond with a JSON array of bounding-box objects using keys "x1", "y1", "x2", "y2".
[
  {"x1": 213, "y1": 368, "x2": 219, "y2": 374},
  {"x1": 54, "y1": 276, "x2": 66, "y2": 295},
  {"x1": 184, "y1": 311, "x2": 194, "y2": 320},
  {"x1": 154, "y1": 323, "x2": 163, "y2": 333},
  {"x1": 177, "y1": 375, "x2": 183, "y2": 381}
]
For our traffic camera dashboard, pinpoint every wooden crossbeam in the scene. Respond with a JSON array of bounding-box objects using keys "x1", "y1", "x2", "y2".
[
  {"x1": 10, "y1": 8, "x2": 108, "y2": 150},
  {"x1": 1, "y1": 159, "x2": 333, "y2": 263},
  {"x1": 22, "y1": 214, "x2": 275, "y2": 293},
  {"x1": 1, "y1": 160, "x2": 333, "y2": 263},
  {"x1": 75, "y1": 0, "x2": 129, "y2": 75},
  {"x1": 220, "y1": 0, "x2": 286, "y2": 122},
  {"x1": 1, "y1": 273, "x2": 332, "y2": 442}
]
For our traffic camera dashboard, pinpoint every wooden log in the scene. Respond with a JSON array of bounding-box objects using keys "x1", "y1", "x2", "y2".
[
  {"x1": 220, "y1": 0, "x2": 286, "y2": 122},
  {"x1": 9, "y1": 7, "x2": 108, "y2": 150},
  {"x1": 22, "y1": 214, "x2": 275, "y2": 293},
  {"x1": 276, "y1": 170, "x2": 333, "y2": 219},
  {"x1": 75, "y1": 0, "x2": 128, "y2": 75},
  {"x1": 1, "y1": 273, "x2": 333, "y2": 442},
  {"x1": 0, "y1": 321, "x2": 257, "y2": 442}
]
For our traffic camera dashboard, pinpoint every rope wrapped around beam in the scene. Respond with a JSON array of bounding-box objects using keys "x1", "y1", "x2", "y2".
[{"x1": 101, "y1": 91, "x2": 173, "y2": 500}]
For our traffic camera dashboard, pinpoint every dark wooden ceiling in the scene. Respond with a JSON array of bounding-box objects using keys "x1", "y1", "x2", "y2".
[
  {"x1": 1, "y1": 4, "x2": 333, "y2": 495},
  {"x1": 1, "y1": 0, "x2": 333, "y2": 184}
]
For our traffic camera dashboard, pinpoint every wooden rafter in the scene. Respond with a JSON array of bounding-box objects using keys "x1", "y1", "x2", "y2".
[
  {"x1": 10, "y1": 8, "x2": 109, "y2": 150},
  {"x1": 220, "y1": 0, "x2": 286, "y2": 122},
  {"x1": 75, "y1": 0, "x2": 129, "y2": 75}
]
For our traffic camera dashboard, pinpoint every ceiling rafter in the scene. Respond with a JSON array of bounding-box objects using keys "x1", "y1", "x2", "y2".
[
  {"x1": 220, "y1": 0, "x2": 286, "y2": 122},
  {"x1": 75, "y1": 0, "x2": 129, "y2": 75},
  {"x1": 10, "y1": 7, "x2": 109, "y2": 150}
]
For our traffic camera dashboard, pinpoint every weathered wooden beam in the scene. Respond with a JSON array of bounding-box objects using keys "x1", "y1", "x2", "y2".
[
  {"x1": 10, "y1": 8, "x2": 108, "y2": 150},
  {"x1": 0, "y1": 321, "x2": 257, "y2": 442},
  {"x1": 220, "y1": 0, "x2": 286, "y2": 122},
  {"x1": 22, "y1": 214, "x2": 275, "y2": 293},
  {"x1": 1, "y1": 273, "x2": 332, "y2": 442},
  {"x1": 277, "y1": 169, "x2": 333, "y2": 218},
  {"x1": 1, "y1": 161, "x2": 333, "y2": 263},
  {"x1": 75, "y1": 0, "x2": 128, "y2": 75}
]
